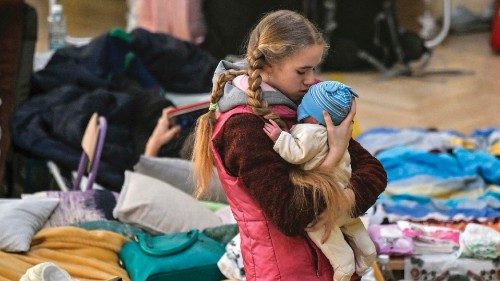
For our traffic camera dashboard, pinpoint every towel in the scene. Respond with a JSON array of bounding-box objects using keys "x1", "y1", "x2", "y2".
[{"x1": 0, "y1": 226, "x2": 129, "y2": 281}]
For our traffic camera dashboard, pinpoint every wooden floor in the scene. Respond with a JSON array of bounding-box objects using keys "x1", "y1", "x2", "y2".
[
  {"x1": 28, "y1": 1, "x2": 499, "y2": 136},
  {"x1": 338, "y1": 31, "x2": 500, "y2": 135}
]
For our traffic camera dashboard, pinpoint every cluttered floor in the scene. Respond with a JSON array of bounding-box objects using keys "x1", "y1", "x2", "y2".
[{"x1": 1, "y1": 1, "x2": 499, "y2": 281}]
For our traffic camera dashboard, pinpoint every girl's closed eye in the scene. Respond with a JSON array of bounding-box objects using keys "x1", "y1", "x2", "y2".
[{"x1": 297, "y1": 67, "x2": 317, "y2": 75}]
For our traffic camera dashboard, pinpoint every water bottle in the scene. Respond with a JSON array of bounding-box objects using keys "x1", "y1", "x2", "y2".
[
  {"x1": 47, "y1": 4, "x2": 67, "y2": 50},
  {"x1": 378, "y1": 255, "x2": 397, "y2": 281}
]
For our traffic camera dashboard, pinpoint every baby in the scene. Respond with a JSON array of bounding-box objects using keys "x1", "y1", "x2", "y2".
[{"x1": 263, "y1": 81, "x2": 376, "y2": 281}]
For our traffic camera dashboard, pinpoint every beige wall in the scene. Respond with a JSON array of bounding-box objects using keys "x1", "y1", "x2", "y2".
[
  {"x1": 396, "y1": 0, "x2": 425, "y2": 32},
  {"x1": 26, "y1": 0, "x2": 127, "y2": 52},
  {"x1": 431, "y1": 0, "x2": 492, "y2": 14},
  {"x1": 396, "y1": 0, "x2": 494, "y2": 32},
  {"x1": 26, "y1": 0, "x2": 494, "y2": 52}
]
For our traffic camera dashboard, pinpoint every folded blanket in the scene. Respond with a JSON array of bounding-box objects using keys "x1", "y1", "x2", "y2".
[{"x1": 0, "y1": 227, "x2": 129, "y2": 281}]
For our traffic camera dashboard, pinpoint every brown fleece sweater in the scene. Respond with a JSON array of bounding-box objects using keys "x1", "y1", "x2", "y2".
[{"x1": 213, "y1": 113, "x2": 387, "y2": 236}]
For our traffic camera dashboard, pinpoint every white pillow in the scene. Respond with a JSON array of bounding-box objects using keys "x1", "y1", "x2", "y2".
[
  {"x1": 113, "y1": 171, "x2": 223, "y2": 234},
  {"x1": 133, "y1": 156, "x2": 227, "y2": 203},
  {"x1": 0, "y1": 197, "x2": 59, "y2": 252}
]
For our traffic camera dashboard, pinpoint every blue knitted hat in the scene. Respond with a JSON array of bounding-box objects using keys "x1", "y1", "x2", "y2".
[{"x1": 297, "y1": 81, "x2": 358, "y2": 126}]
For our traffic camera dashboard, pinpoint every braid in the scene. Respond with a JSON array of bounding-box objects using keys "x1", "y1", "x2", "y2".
[
  {"x1": 246, "y1": 48, "x2": 286, "y2": 129},
  {"x1": 243, "y1": 9, "x2": 327, "y2": 130},
  {"x1": 212, "y1": 69, "x2": 247, "y2": 104},
  {"x1": 192, "y1": 68, "x2": 246, "y2": 198}
]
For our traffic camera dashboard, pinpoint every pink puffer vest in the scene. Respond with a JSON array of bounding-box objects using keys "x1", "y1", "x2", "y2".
[{"x1": 211, "y1": 105, "x2": 334, "y2": 281}]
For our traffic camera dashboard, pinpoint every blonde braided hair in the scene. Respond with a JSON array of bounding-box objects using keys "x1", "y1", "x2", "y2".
[
  {"x1": 193, "y1": 10, "x2": 328, "y2": 198},
  {"x1": 192, "y1": 68, "x2": 246, "y2": 197},
  {"x1": 246, "y1": 48, "x2": 286, "y2": 128},
  {"x1": 244, "y1": 10, "x2": 327, "y2": 128}
]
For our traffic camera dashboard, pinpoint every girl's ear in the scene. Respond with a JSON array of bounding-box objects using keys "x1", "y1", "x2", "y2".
[{"x1": 262, "y1": 63, "x2": 273, "y2": 82}]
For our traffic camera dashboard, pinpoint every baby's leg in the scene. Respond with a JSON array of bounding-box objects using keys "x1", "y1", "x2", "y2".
[
  {"x1": 308, "y1": 225, "x2": 355, "y2": 281},
  {"x1": 340, "y1": 218, "x2": 377, "y2": 276}
]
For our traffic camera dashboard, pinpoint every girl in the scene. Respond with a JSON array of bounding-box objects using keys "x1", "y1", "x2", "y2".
[
  {"x1": 192, "y1": 10, "x2": 387, "y2": 280},
  {"x1": 264, "y1": 81, "x2": 377, "y2": 281}
]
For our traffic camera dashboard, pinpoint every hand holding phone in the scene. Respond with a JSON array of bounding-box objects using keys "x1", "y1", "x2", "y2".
[
  {"x1": 169, "y1": 101, "x2": 210, "y2": 130},
  {"x1": 144, "y1": 107, "x2": 182, "y2": 156}
]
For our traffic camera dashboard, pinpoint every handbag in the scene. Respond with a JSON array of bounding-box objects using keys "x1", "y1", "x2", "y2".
[{"x1": 119, "y1": 229, "x2": 226, "y2": 281}]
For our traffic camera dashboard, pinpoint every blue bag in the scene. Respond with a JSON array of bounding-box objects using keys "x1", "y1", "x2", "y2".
[{"x1": 119, "y1": 229, "x2": 225, "y2": 281}]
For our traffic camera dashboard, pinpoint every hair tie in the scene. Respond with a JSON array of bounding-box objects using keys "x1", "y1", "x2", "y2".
[{"x1": 209, "y1": 103, "x2": 217, "y2": 112}]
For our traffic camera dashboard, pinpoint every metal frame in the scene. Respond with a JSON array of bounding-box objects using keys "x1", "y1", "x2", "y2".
[{"x1": 72, "y1": 115, "x2": 107, "y2": 191}]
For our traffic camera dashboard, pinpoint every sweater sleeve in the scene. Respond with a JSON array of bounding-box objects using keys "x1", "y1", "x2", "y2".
[
  {"x1": 347, "y1": 139, "x2": 388, "y2": 217},
  {"x1": 214, "y1": 114, "x2": 318, "y2": 236},
  {"x1": 215, "y1": 114, "x2": 387, "y2": 235}
]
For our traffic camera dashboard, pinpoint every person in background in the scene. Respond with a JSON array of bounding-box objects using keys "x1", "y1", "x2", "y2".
[
  {"x1": 141, "y1": 107, "x2": 226, "y2": 202},
  {"x1": 263, "y1": 80, "x2": 377, "y2": 281},
  {"x1": 144, "y1": 107, "x2": 181, "y2": 157}
]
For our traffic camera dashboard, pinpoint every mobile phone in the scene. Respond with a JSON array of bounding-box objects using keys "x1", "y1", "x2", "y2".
[{"x1": 169, "y1": 101, "x2": 210, "y2": 130}]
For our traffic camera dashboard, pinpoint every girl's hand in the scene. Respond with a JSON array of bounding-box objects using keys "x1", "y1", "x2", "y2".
[
  {"x1": 318, "y1": 100, "x2": 356, "y2": 172},
  {"x1": 263, "y1": 119, "x2": 283, "y2": 142},
  {"x1": 145, "y1": 107, "x2": 181, "y2": 156}
]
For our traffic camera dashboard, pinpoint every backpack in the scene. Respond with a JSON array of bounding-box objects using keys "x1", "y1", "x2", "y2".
[
  {"x1": 312, "y1": 0, "x2": 428, "y2": 71},
  {"x1": 201, "y1": 0, "x2": 303, "y2": 59}
]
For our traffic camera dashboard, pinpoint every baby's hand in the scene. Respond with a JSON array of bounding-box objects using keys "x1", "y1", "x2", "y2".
[{"x1": 263, "y1": 119, "x2": 282, "y2": 142}]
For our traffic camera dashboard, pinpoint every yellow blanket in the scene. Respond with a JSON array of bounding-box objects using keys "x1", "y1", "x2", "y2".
[{"x1": 0, "y1": 226, "x2": 130, "y2": 281}]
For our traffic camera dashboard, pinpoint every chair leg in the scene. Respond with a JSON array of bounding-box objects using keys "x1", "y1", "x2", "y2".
[
  {"x1": 47, "y1": 161, "x2": 70, "y2": 192},
  {"x1": 73, "y1": 154, "x2": 88, "y2": 191},
  {"x1": 85, "y1": 116, "x2": 107, "y2": 191}
]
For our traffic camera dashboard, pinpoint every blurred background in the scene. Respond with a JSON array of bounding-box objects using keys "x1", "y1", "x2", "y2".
[{"x1": 25, "y1": 0, "x2": 499, "y2": 135}]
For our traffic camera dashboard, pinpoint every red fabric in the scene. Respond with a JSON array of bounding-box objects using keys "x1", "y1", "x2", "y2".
[
  {"x1": 136, "y1": 0, "x2": 206, "y2": 44},
  {"x1": 212, "y1": 105, "x2": 334, "y2": 280},
  {"x1": 492, "y1": 0, "x2": 500, "y2": 51},
  {"x1": 211, "y1": 100, "x2": 386, "y2": 280},
  {"x1": 215, "y1": 112, "x2": 387, "y2": 234}
]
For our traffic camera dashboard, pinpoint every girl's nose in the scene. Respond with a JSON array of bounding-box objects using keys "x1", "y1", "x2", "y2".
[{"x1": 304, "y1": 72, "x2": 316, "y2": 86}]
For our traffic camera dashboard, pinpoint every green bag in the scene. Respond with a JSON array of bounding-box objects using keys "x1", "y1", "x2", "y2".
[{"x1": 119, "y1": 229, "x2": 226, "y2": 281}]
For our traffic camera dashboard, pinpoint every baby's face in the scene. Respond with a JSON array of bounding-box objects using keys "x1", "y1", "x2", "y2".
[{"x1": 301, "y1": 116, "x2": 320, "y2": 124}]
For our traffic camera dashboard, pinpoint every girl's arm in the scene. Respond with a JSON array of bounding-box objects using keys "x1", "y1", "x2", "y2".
[
  {"x1": 316, "y1": 100, "x2": 386, "y2": 215},
  {"x1": 317, "y1": 101, "x2": 356, "y2": 172},
  {"x1": 304, "y1": 138, "x2": 387, "y2": 241},
  {"x1": 216, "y1": 115, "x2": 386, "y2": 236},
  {"x1": 348, "y1": 139, "x2": 387, "y2": 216},
  {"x1": 215, "y1": 114, "x2": 319, "y2": 236}
]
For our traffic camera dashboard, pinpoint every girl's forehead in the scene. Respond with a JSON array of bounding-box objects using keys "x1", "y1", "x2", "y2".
[{"x1": 279, "y1": 45, "x2": 324, "y2": 68}]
